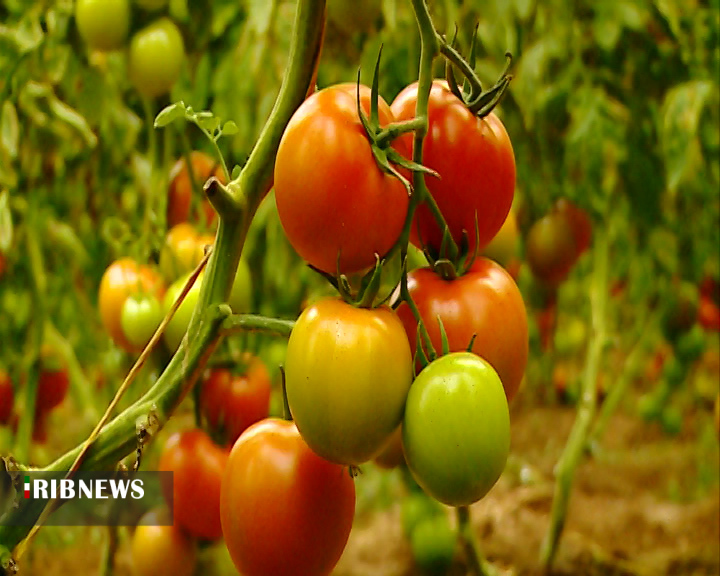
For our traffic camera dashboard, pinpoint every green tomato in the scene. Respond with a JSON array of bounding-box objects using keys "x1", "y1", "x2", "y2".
[
  {"x1": 674, "y1": 324, "x2": 705, "y2": 366},
  {"x1": 135, "y1": 0, "x2": 169, "y2": 11},
  {"x1": 128, "y1": 18, "x2": 185, "y2": 99},
  {"x1": 410, "y1": 516, "x2": 457, "y2": 576},
  {"x1": 121, "y1": 294, "x2": 163, "y2": 350},
  {"x1": 401, "y1": 493, "x2": 444, "y2": 539},
  {"x1": 663, "y1": 356, "x2": 686, "y2": 389},
  {"x1": 403, "y1": 352, "x2": 510, "y2": 506},
  {"x1": 75, "y1": 0, "x2": 130, "y2": 52},
  {"x1": 228, "y1": 258, "x2": 252, "y2": 314}
]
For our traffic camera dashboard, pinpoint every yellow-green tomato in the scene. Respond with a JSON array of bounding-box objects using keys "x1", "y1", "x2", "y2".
[
  {"x1": 132, "y1": 509, "x2": 196, "y2": 576},
  {"x1": 483, "y1": 207, "x2": 519, "y2": 267},
  {"x1": 128, "y1": 18, "x2": 185, "y2": 99},
  {"x1": 121, "y1": 294, "x2": 163, "y2": 350},
  {"x1": 402, "y1": 352, "x2": 510, "y2": 506},
  {"x1": 75, "y1": 0, "x2": 130, "y2": 52},
  {"x1": 285, "y1": 298, "x2": 413, "y2": 465}
]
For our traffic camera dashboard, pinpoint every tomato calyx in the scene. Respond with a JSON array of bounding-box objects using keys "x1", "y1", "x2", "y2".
[
  {"x1": 418, "y1": 213, "x2": 482, "y2": 276},
  {"x1": 442, "y1": 28, "x2": 513, "y2": 118},
  {"x1": 310, "y1": 253, "x2": 394, "y2": 309}
]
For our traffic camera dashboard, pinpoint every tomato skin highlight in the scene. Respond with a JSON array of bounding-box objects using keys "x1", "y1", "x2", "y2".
[
  {"x1": 274, "y1": 85, "x2": 410, "y2": 274},
  {"x1": 220, "y1": 419, "x2": 356, "y2": 576},
  {"x1": 391, "y1": 81, "x2": 515, "y2": 256},
  {"x1": 158, "y1": 429, "x2": 227, "y2": 541},
  {"x1": 402, "y1": 352, "x2": 510, "y2": 506},
  {"x1": 396, "y1": 257, "x2": 528, "y2": 402},
  {"x1": 200, "y1": 358, "x2": 271, "y2": 446},
  {"x1": 285, "y1": 298, "x2": 413, "y2": 465}
]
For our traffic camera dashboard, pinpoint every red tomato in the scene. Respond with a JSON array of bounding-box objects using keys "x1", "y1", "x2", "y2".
[
  {"x1": 36, "y1": 369, "x2": 70, "y2": 414},
  {"x1": 158, "y1": 429, "x2": 227, "y2": 541},
  {"x1": 552, "y1": 198, "x2": 592, "y2": 256},
  {"x1": 395, "y1": 257, "x2": 528, "y2": 402},
  {"x1": 98, "y1": 258, "x2": 165, "y2": 352},
  {"x1": 200, "y1": 356, "x2": 271, "y2": 446},
  {"x1": 391, "y1": 81, "x2": 515, "y2": 257},
  {"x1": 220, "y1": 419, "x2": 356, "y2": 576},
  {"x1": 698, "y1": 295, "x2": 720, "y2": 332},
  {"x1": 167, "y1": 151, "x2": 225, "y2": 228},
  {"x1": 274, "y1": 85, "x2": 410, "y2": 274},
  {"x1": 525, "y1": 212, "x2": 578, "y2": 286},
  {"x1": 0, "y1": 371, "x2": 13, "y2": 424}
]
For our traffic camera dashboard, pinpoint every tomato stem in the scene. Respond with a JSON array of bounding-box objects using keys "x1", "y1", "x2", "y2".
[
  {"x1": 540, "y1": 230, "x2": 610, "y2": 570},
  {"x1": 456, "y1": 506, "x2": 497, "y2": 576},
  {"x1": 221, "y1": 314, "x2": 295, "y2": 338}
]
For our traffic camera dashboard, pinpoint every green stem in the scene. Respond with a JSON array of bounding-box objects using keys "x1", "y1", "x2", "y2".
[
  {"x1": 221, "y1": 314, "x2": 295, "y2": 338},
  {"x1": 439, "y1": 41, "x2": 483, "y2": 95},
  {"x1": 375, "y1": 117, "x2": 427, "y2": 148},
  {"x1": 140, "y1": 97, "x2": 157, "y2": 258},
  {"x1": 457, "y1": 506, "x2": 495, "y2": 576},
  {"x1": 540, "y1": 230, "x2": 609, "y2": 570}
]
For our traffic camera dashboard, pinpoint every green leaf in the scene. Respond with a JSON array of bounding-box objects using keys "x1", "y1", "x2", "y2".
[
  {"x1": 154, "y1": 101, "x2": 187, "y2": 128},
  {"x1": 1, "y1": 102, "x2": 19, "y2": 158},
  {"x1": 221, "y1": 121, "x2": 238, "y2": 136},
  {"x1": 195, "y1": 114, "x2": 221, "y2": 134},
  {"x1": 0, "y1": 191, "x2": 12, "y2": 253}
]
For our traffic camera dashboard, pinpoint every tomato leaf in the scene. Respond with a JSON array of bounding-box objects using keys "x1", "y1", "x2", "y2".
[
  {"x1": 1, "y1": 102, "x2": 19, "y2": 159},
  {"x1": 154, "y1": 102, "x2": 187, "y2": 128},
  {"x1": 221, "y1": 121, "x2": 238, "y2": 136},
  {"x1": 0, "y1": 191, "x2": 13, "y2": 253}
]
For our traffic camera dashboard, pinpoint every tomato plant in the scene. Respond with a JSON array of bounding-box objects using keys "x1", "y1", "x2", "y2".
[
  {"x1": 396, "y1": 257, "x2": 528, "y2": 402},
  {"x1": 131, "y1": 508, "x2": 197, "y2": 576},
  {"x1": 158, "y1": 429, "x2": 227, "y2": 541},
  {"x1": 200, "y1": 356, "x2": 271, "y2": 446},
  {"x1": 167, "y1": 152, "x2": 225, "y2": 229},
  {"x1": 75, "y1": 0, "x2": 130, "y2": 52},
  {"x1": 403, "y1": 352, "x2": 510, "y2": 506},
  {"x1": 128, "y1": 18, "x2": 186, "y2": 99},
  {"x1": 99, "y1": 259, "x2": 165, "y2": 352},
  {"x1": 0, "y1": 371, "x2": 13, "y2": 424},
  {"x1": 220, "y1": 419, "x2": 355, "y2": 576},
  {"x1": 285, "y1": 297, "x2": 413, "y2": 464},
  {"x1": 525, "y1": 212, "x2": 578, "y2": 286},
  {"x1": 391, "y1": 81, "x2": 515, "y2": 257},
  {"x1": 274, "y1": 85, "x2": 410, "y2": 274}
]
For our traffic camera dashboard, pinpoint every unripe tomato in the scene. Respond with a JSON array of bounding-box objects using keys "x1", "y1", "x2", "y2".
[
  {"x1": 410, "y1": 516, "x2": 458, "y2": 575},
  {"x1": 99, "y1": 259, "x2": 165, "y2": 352},
  {"x1": 483, "y1": 206, "x2": 519, "y2": 267},
  {"x1": 220, "y1": 419, "x2": 356, "y2": 576},
  {"x1": 158, "y1": 429, "x2": 227, "y2": 541},
  {"x1": 285, "y1": 298, "x2": 413, "y2": 465},
  {"x1": 167, "y1": 152, "x2": 225, "y2": 228},
  {"x1": 128, "y1": 18, "x2": 185, "y2": 99},
  {"x1": 159, "y1": 223, "x2": 200, "y2": 281},
  {"x1": 120, "y1": 294, "x2": 163, "y2": 350},
  {"x1": 391, "y1": 81, "x2": 515, "y2": 257},
  {"x1": 0, "y1": 371, "x2": 13, "y2": 424},
  {"x1": 131, "y1": 509, "x2": 196, "y2": 576},
  {"x1": 75, "y1": 0, "x2": 130, "y2": 52},
  {"x1": 274, "y1": 85, "x2": 410, "y2": 274},
  {"x1": 403, "y1": 352, "x2": 510, "y2": 506},
  {"x1": 401, "y1": 493, "x2": 444, "y2": 538},
  {"x1": 525, "y1": 212, "x2": 578, "y2": 286},
  {"x1": 200, "y1": 357, "x2": 271, "y2": 446},
  {"x1": 396, "y1": 258, "x2": 528, "y2": 402}
]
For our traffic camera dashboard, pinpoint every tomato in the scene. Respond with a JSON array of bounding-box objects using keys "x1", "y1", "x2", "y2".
[
  {"x1": 373, "y1": 425, "x2": 405, "y2": 469},
  {"x1": 553, "y1": 198, "x2": 592, "y2": 256},
  {"x1": 274, "y1": 85, "x2": 410, "y2": 274},
  {"x1": 410, "y1": 516, "x2": 458, "y2": 575},
  {"x1": 285, "y1": 298, "x2": 413, "y2": 464},
  {"x1": 402, "y1": 352, "x2": 510, "y2": 506},
  {"x1": 135, "y1": 0, "x2": 168, "y2": 11},
  {"x1": 200, "y1": 357, "x2": 271, "y2": 446},
  {"x1": 128, "y1": 18, "x2": 185, "y2": 99},
  {"x1": 700, "y1": 276, "x2": 719, "y2": 305},
  {"x1": 391, "y1": 81, "x2": 515, "y2": 257},
  {"x1": 483, "y1": 206, "x2": 519, "y2": 267},
  {"x1": 159, "y1": 223, "x2": 201, "y2": 281},
  {"x1": 327, "y1": 0, "x2": 382, "y2": 35},
  {"x1": 0, "y1": 253, "x2": 6, "y2": 279},
  {"x1": 36, "y1": 369, "x2": 70, "y2": 414},
  {"x1": 158, "y1": 429, "x2": 227, "y2": 541},
  {"x1": 99, "y1": 259, "x2": 165, "y2": 352},
  {"x1": 0, "y1": 370, "x2": 13, "y2": 424},
  {"x1": 220, "y1": 419, "x2": 355, "y2": 576},
  {"x1": 162, "y1": 261, "x2": 251, "y2": 352},
  {"x1": 395, "y1": 258, "x2": 528, "y2": 402},
  {"x1": 698, "y1": 295, "x2": 720, "y2": 332},
  {"x1": 401, "y1": 493, "x2": 444, "y2": 538},
  {"x1": 525, "y1": 212, "x2": 578, "y2": 286},
  {"x1": 75, "y1": 0, "x2": 130, "y2": 52},
  {"x1": 120, "y1": 293, "x2": 163, "y2": 350},
  {"x1": 167, "y1": 152, "x2": 225, "y2": 228},
  {"x1": 132, "y1": 509, "x2": 196, "y2": 576}
]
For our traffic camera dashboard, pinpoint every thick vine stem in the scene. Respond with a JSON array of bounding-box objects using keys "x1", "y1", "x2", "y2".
[
  {"x1": 221, "y1": 314, "x2": 295, "y2": 338},
  {"x1": 539, "y1": 231, "x2": 609, "y2": 570}
]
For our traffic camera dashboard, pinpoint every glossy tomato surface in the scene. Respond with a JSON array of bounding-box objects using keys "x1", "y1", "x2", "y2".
[
  {"x1": 391, "y1": 81, "x2": 515, "y2": 256},
  {"x1": 274, "y1": 85, "x2": 410, "y2": 274},
  {"x1": 403, "y1": 352, "x2": 510, "y2": 506},
  {"x1": 396, "y1": 257, "x2": 528, "y2": 402},
  {"x1": 158, "y1": 429, "x2": 227, "y2": 541},
  {"x1": 220, "y1": 419, "x2": 355, "y2": 576},
  {"x1": 285, "y1": 298, "x2": 413, "y2": 464}
]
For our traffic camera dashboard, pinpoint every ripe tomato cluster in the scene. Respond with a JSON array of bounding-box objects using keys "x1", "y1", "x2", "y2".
[{"x1": 74, "y1": 0, "x2": 184, "y2": 99}]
